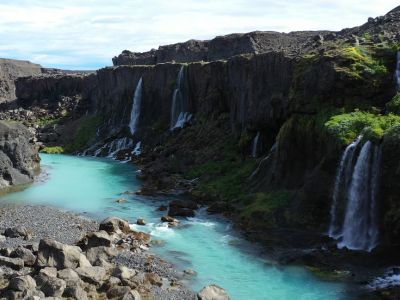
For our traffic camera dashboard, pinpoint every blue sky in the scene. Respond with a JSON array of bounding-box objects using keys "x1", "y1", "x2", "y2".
[{"x1": 0, "y1": 0, "x2": 398, "y2": 70}]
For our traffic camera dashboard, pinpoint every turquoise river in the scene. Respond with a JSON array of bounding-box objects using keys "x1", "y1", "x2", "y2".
[{"x1": 0, "y1": 154, "x2": 358, "y2": 300}]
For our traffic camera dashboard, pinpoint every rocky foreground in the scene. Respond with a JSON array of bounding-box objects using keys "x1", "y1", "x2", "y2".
[{"x1": 0, "y1": 205, "x2": 229, "y2": 300}]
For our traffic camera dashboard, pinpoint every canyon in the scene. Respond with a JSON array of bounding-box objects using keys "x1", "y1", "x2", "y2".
[{"x1": 0, "y1": 4, "x2": 400, "y2": 299}]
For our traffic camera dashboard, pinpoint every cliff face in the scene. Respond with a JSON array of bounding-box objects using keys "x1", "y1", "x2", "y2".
[
  {"x1": 0, "y1": 121, "x2": 39, "y2": 189},
  {"x1": 0, "y1": 59, "x2": 42, "y2": 102},
  {"x1": 112, "y1": 31, "x2": 328, "y2": 66}
]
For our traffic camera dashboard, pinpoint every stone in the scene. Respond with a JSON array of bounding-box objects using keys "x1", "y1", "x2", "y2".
[
  {"x1": 78, "y1": 230, "x2": 112, "y2": 250},
  {"x1": 0, "y1": 255, "x2": 24, "y2": 269},
  {"x1": 161, "y1": 215, "x2": 178, "y2": 223},
  {"x1": 37, "y1": 238, "x2": 89, "y2": 269},
  {"x1": 85, "y1": 246, "x2": 118, "y2": 265},
  {"x1": 168, "y1": 207, "x2": 195, "y2": 217},
  {"x1": 107, "y1": 286, "x2": 131, "y2": 298},
  {"x1": 35, "y1": 267, "x2": 58, "y2": 286},
  {"x1": 57, "y1": 268, "x2": 80, "y2": 286},
  {"x1": 156, "y1": 205, "x2": 168, "y2": 211},
  {"x1": 41, "y1": 277, "x2": 66, "y2": 297},
  {"x1": 11, "y1": 247, "x2": 36, "y2": 266},
  {"x1": 4, "y1": 226, "x2": 32, "y2": 240},
  {"x1": 99, "y1": 217, "x2": 131, "y2": 234},
  {"x1": 136, "y1": 218, "x2": 146, "y2": 226},
  {"x1": 113, "y1": 265, "x2": 137, "y2": 281},
  {"x1": 0, "y1": 234, "x2": 6, "y2": 242},
  {"x1": 9, "y1": 275, "x2": 36, "y2": 291},
  {"x1": 64, "y1": 285, "x2": 88, "y2": 300},
  {"x1": 122, "y1": 290, "x2": 142, "y2": 300},
  {"x1": 198, "y1": 285, "x2": 230, "y2": 300},
  {"x1": 75, "y1": 266, "x2": 107, "y2": 285}
]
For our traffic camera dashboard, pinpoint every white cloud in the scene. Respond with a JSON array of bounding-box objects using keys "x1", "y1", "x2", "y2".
[{"x1": 0, "y1": 0, "x2": 398, "y2": 69}]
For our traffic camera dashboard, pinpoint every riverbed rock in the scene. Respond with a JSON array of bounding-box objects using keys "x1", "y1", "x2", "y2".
[
  {"x1": 0, "y1": 255, "x2": 24, "y2": 269},
  {"x1": 75, "y1": 266, "x2": 108, "y2": 285},
  {"x1": 99, "y1": 217, "x2": 131, "y2": 234},
  {"x1": 85, "y1": 246, "x2": 118, "y2": 266},
  {"x1": 11, "y1": 247, "x2": 36, "y2": 266},
  {"x1": 78, "y1": 230, "x2": 112, "y2": 250},
  {"x1": 37, "y1": 238, "x2": 91, "y2": 269},
  {"x1": 122, "y1": 290, "x2": 142, "y2": 300},
  {"x1": 8, "y1": 275, "x2": 36, "y2": 291},
  {"x1": 4, "y1": 225, "x2": 32, "y2": 240},
  {"x1": 41, "y1": 277, "x2": 66, "y2": 297},
  {"x1": 198, "y1": 284, "x2": 230, "y2": 300},
  {"x1": 136, "y1": 219, "x2": 146, "y2": 226}
]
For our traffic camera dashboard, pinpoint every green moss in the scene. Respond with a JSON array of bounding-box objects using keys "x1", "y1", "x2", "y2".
[
  {"x1": 238, "y1": 191, "x2": 294, "y2": 228},
  {"x1": 40, "y1": 146, "x2": 65, "y2": 154},
  {"x1": 65, "y1": 115, "x2": 102, "y2": 152},
  {"x1": 324, "y1": 111, "x2": 400, "y2": 144},
  {"x1": 35, "y1": 117, "x2": 61, "y2": 126},
  {"x1": 186, "y1": 158, "x2": 257, "y2": 201},
  {"x1": 386, "y1": 93, "x2": 400, "y2": 114},
  {"x1": 307, "y1": 267, "x2": 351, "y2": 281}
]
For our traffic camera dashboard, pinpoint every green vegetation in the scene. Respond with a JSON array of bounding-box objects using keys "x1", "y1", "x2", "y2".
[
  {"x1": 65, "y1": 115, "x2": 102, "y2": 152},
  {"x1": 239, "y1": 191, "x2": 293, "y2": 228},
  {"x1": 324, "y1": 111, "x2": 400, "y2": 144},
  {"x1": 35, "y1": 117, "x2": 61, "y2": 127},
  {"x1": 40, "y1": 146, "x2": 65, "y2": 154},
  {"x1": 386, "y1": 93, "x2": 400, "y2": 114}
]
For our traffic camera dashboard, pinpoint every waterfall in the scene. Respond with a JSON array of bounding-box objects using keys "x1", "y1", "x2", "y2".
[
  {"x1": 251, "y1": 132, "x2": 260, "y2": 158},
  {"x1": 328, "y1": 136, "x2": 362, "y2": 238},
  {"x1": 396, "y1": 52, "x2": 400, "y2": 89},
  {"x1": 129, "y1": 77, "x2": 143, "y2": 135},
  {"x1": 332, "y1": 140, "x2": 382, "y2": 252},
  {"x1": 170, "y1": 66, "x2": 191, "y2": 130},
  {"x1": 132, "y1": 141, "x2": 141, "y2": 156}
]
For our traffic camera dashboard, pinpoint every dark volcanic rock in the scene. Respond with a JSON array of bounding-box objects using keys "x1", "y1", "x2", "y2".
[
  {"x1": 112, "y1": 30, "x2": 329, "y2": 66},
  {"x1": 0, "y1": 121, "x2": 39, "y2": 189}
]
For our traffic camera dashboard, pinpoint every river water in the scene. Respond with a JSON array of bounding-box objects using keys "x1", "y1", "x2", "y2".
[{"x1": 0, "y1": 154, "x2": 355, "y2": 300}]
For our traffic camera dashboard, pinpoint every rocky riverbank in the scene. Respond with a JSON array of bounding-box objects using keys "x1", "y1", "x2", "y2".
[{"x1": 0, "y1": 204, "x2": 228, "y2": 300}]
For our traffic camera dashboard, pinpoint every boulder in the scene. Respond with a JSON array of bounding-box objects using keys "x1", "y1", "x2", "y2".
[
  {"x1": 85, "y1": 246, "x2": 118, "y2": 266},
  {"x1": 136, "y1": 219, "x2": 146, "y2": 226},
  {"x1": 168, "y1": 200, "x2": 197, "y2": 217},
  {"x1": 122, "y1": 290, "x2": 142, "y2": 300},
  {"x1": 107, "y1": 286, "x2": 131, "y2": 299},
  {"x1": 11, "y1": 247, "x2": 36, "y2": 266},
  {"x1": 64, "y1": 285, "x2": 88, "y2": 300},
  {"x1": 4, "y1": 226, "x2": 32, "y2": 240},
  {"x1": 75, "y1": 266, "x2": 107, "y2": 285},
  {"x1": 198, "y1": 285, "x2": 230, "y2": 300},
  {"x1": 99, "y1": 217, "x2": 131, "y2": 234},
  {"x1": 161, "y1": 215, "x2": 178, "y2": 223},
  {"x1": 35, "y1": 267, "x2": 58, "y2": 286},
  {"x1": 156, "y1": 205, "x2": 168, "y2": 211},
  {"x1": 78, "y1": 230, "x2": 112, "y2": 250},
  {"x1": 0, "y1": 255, "x2": 24, "y2": 269},
  {"x1": 41, "y1": 277, "x2": 66, "y2": 297},
  {"x1": 8, "y1": 275, "x2": 36, "y2": 291},
  {"x1": 37, "y1": 238, "x2": 91, "y2": 269},
  {"x1": 113, "y1": 266, "x2": 137, "y2": 281},
  {"x1": 57, "y1": 268, "x2": 81, "y2": 287}
]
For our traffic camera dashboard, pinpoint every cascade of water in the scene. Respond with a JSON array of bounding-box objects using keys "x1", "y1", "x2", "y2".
[
  {"x1": 129, "y1": 77, "x2": 143, "y2": 135},
  {"x1": 328, "y1": 136, "x2": 362, "y2": 238},
  {"x1": 251, "y1": 132, "x2": 260, "y2": 158},
  {"x1": 170, "y1": 66, "x2": 191, "y2": 130},
  {"x1": 107, "y1": 137, "x2": 134, "y2": 158},
  {"x1": 132, "y1": 141, "x2": 141, "y2": 156},
  {"x1": 396, "y1": 52, "x2": 400, "y2": 89},
  {"x1": 338, "y1": 141, "x2": 381, "y2": 251}
]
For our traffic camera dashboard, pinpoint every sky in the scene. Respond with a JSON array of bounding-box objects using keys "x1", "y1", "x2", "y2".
[{"x1": 0, "y1": 0, "x2": 398, "y2": 70}]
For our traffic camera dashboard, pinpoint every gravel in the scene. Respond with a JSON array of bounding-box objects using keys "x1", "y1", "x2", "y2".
[{"x1": 0, "y1": 204, "x2": 98, "y2": 246}]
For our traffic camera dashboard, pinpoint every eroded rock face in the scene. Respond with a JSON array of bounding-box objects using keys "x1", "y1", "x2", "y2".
[
  {"x1": 0, "y1": 121, "x2": 39, "y2": 189},
  {"x1": 0, "y1": 58, "x2": 42, "y2": 102},
  {"x1": 112, "y1": 30, "x2": 328, "y2": 66}
]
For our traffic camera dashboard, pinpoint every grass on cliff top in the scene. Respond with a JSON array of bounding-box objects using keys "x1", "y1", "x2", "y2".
[{"x1": 324, "y1": 110, "x2": 400, "y2": 144}]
